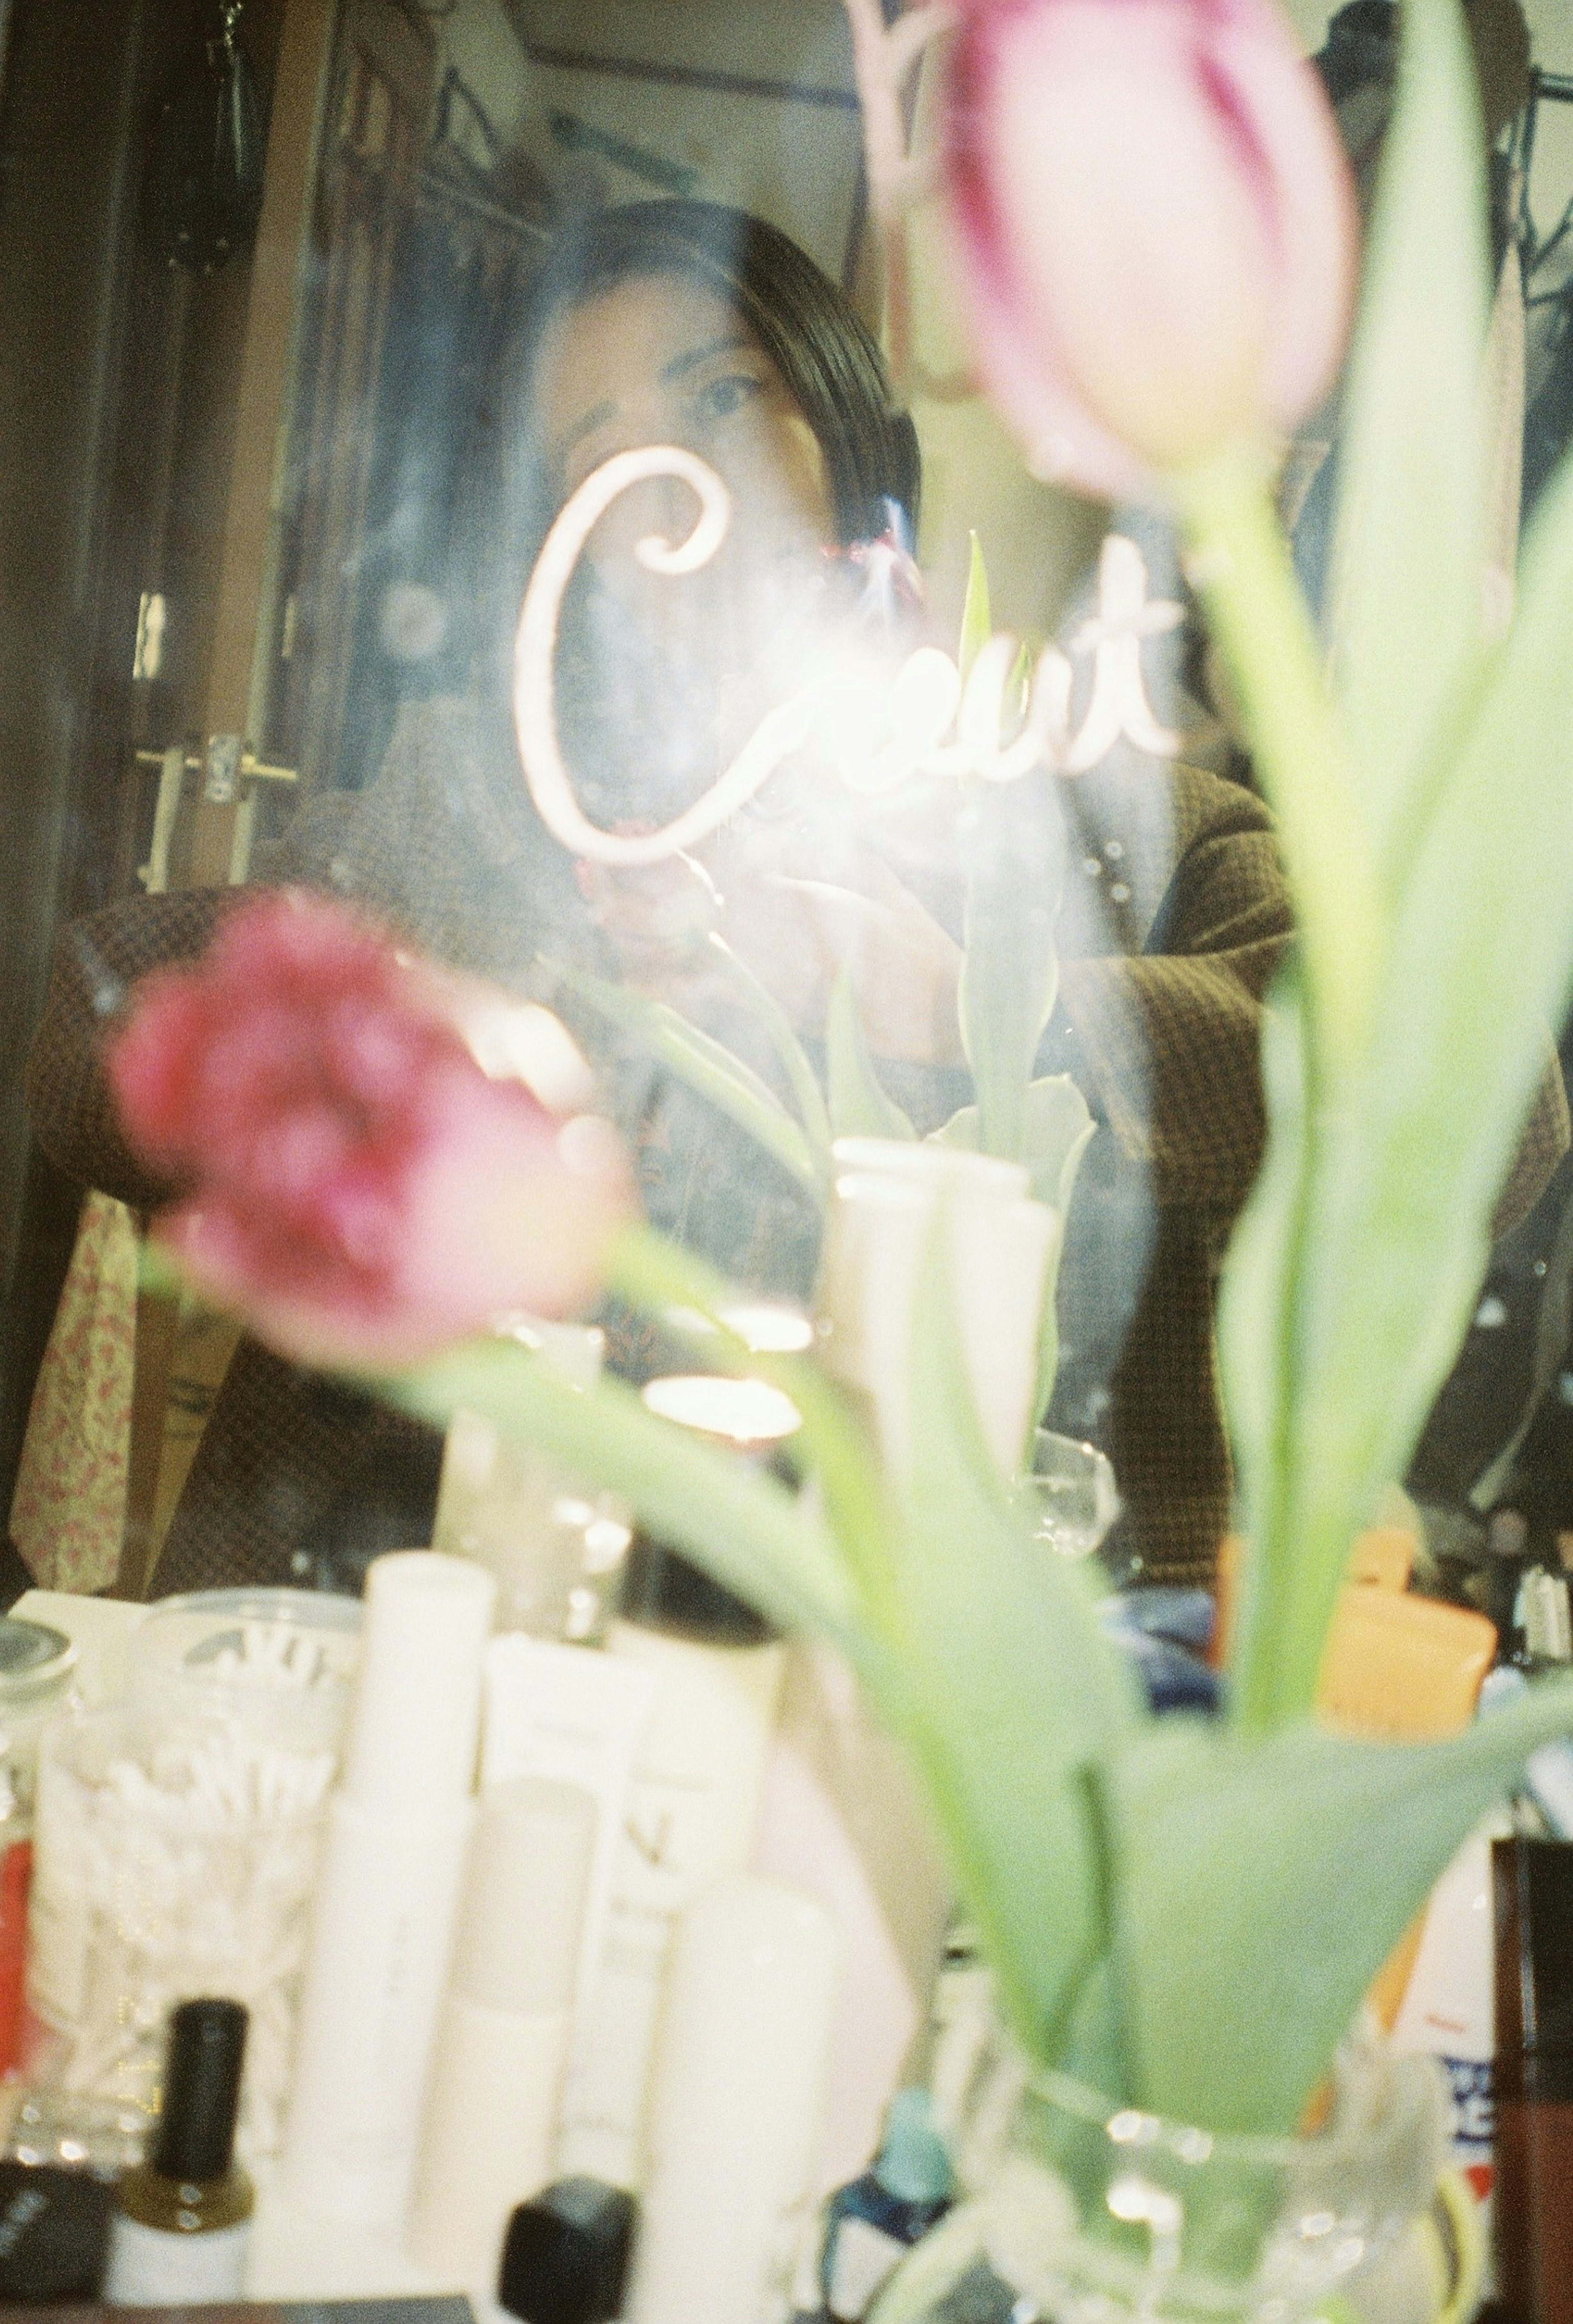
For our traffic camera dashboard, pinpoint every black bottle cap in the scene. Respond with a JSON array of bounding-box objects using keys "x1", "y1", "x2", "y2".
[
  {"x1": 1493, "y1": 1836, "x2": 1573, "y2": 2101},
  {"x1": 0, "y1": 2161, "x2": 115, "y2": 2301},
  {"x1": 152, "y1": 1997, "x2": 248, "y2": 2183},
  {"x1": 618, "y1": 1534, "x2": 777, "y2": 1646},
  {"x1": 498, "y1": 2177, "x2": 637, "y2": 2324}
]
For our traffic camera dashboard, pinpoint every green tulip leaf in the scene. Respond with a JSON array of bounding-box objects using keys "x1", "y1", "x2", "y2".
[
  {"x1": 605, "y1": 1220, "x2": 899, "y2": 1620},
  {"x1": 390, "y1": 1335, "x2": 870, "y2": 1660},
  {"x1": 827, "y1": 962, "x2": 917, "y2": 1142},
  {"x1": 706, "y1": 930, "x2": 833, "y2": 1161},
  {"x1": 959, "y1": 530, "x2": 992, "y2": 682},
  {"x1": 1104, "y1": 1680, "x2": 1573, "y2": 2134},
  {"x1": 1325, "y1": 0, "x2": 1491, "y2": 887},
  {"x1": 892, "y1": 1216, "x2": 1140, "y2": 2071},
  {"x1": 934, "y1": 1073, "x2": 1091, "y2": 1420},
  {"x1": 933, "y1": 1072, "x2": 1093, "y2": 1213},
  {"x1": 1217, "y1": 986, "x2": 1317, "y2": 1722},
  {"x1": 959, "y1": 794, "x2": 1065, "y2": 1159},
  {"x1": 1231, "y1": 439, "x2": 1573, "y2": 1727},
  {"x1": 546, "y1": 955, "x2": 823, "y2": 1195}
]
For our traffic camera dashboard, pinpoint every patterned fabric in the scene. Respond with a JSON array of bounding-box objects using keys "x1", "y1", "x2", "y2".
[
  {"x1": 9, "y1": 1192, "x2": 138, "y2": 1593},
  {"x1": 24, "y1": 697, "x2": 1568, "y2": 1594}
]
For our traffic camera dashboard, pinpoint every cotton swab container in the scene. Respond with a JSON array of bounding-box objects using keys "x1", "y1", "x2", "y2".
[{"x1": 25, "y1": 1690, "x2": 336, "y2": 2167}]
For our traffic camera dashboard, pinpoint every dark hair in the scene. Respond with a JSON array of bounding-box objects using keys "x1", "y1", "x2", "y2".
[{"x1": 519, "y1": 198, "x2": 920, "y2": 549}]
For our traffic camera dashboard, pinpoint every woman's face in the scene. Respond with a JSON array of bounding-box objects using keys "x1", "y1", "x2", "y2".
[
  {"x1": 534, "y1": 268, "x2": 834, "y2": 553},
  {"x1": 530, "y1": 268, "x2": 843, "y2": 819}
]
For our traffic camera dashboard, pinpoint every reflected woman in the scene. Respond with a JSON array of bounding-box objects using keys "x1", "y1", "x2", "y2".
[{"x1": 24, "y1": 199, "x2": 1514, "y2": 1602}]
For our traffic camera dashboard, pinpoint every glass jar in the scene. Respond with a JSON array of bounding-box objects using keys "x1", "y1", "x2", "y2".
[
  {"x1": 434, "y1": 1323, "x2": 633, "y2": 1642},
  {"x1": 131, "y1": 1585, "x2": 361, "y2": 1737},
  {"x1": 873, "y1": 2021, "x2": 1448, "y2": 2324},
  {"x1": 1021, "y1": 1430, "x2": 1121, "y2": 1562},
  {"x1": 22, "y1": 1695, "x2": 334, "y2": 2167},
  {"x1": 0, "y1": 1620, "x2": 79, "y2": 2079},
  {"x1": 0, "y1": 1620, "x2": 79, "y2": 1826}
]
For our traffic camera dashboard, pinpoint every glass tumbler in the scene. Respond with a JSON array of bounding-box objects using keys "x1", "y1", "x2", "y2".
[
  {"x1": 23, "y1": 1696, "x2": 335, "y2": 2166},
  {"x1": 1022, "y1": 1428, "x2": 1121, "y2": 1561}
]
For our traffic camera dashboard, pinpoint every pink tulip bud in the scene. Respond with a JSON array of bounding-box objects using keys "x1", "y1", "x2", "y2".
[
  {"x1": 944, "y1": 0, "x2": 1358, "y2": 496},
  {"x1": 109, "y1": 890, "x2": 636, "y2": 1370}
]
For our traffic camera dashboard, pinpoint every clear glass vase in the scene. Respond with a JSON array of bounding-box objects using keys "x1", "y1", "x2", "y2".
[
  {"x1": 1022, "y1": 1429, "x2": 1121, "y2": 1562},
  {"x1": 873, "y1": 2021, "x2": 1448, "y2": 2324}
]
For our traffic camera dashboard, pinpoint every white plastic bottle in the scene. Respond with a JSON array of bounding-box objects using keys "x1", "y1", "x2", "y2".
[
  {"x1": 816, "y1": 1139, "x2": 1058, "y2": 1477},
  {"x1": 281, "y1": 1551, "x2": 496, "y2": 2227},
  {"x1": 558, "y1": 1539, "x2": 786, "y2": 2186},
  {"x1": 408, "y1": 1773, "x2": 595, "y2": 2284},
  {"x1": 755, "y1": 1638, "x2": 952, "y2": 2192},
  {"x1": 626, "y1": 1876, "x2": 841, "y2": 2324}
]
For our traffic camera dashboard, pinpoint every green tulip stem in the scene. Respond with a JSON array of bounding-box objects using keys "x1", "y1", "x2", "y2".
[
  {"x1": 1176, "y1": 447, "x2": 1385, "y2": 1087},
  {"x1": 605, "y1": 1219, "x2": 903, "y2": 1632}
]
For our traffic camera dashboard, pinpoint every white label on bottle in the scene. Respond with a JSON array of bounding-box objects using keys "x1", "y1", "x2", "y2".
[
  {"x1": 101, "y1": 2214, "x2": 251, "y2": 2303},
  {"x1": 828, "y1": 2214, "x2": 905, "y2": 2319},
  {"x1": 556, "y1": 1632, "x2": 782, "y2": 2184},
  {"x1": 26, "y1": 1866, "x2": 88, "y2": 2026}
]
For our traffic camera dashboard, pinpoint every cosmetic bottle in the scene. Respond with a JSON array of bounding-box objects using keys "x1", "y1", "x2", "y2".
[
  {"x1": 816, "y1": 1139, "x2": 1057, "y2": 1478},
  {"x1": 0, "y1": 2159, "x2": 116, "y2": 2303},
  {"x1": 499, "y1": 2176, "x2": 638, "y2": 2324},
  {"x1": 1492, "y1": 1834, "x2": 1573, "y2": 2320},
  {"x1": 755, "y1": 1638, "x2": 952, "y2": 2192},
  {"x1": 101, "y1": 1997, "x2": 253, "y2": 2303},
  {"x1": 560, "y1": 1405, "x2": 789, "y2": 2188},
  {"x1": 1390, "y1": 1809, "x2": 1510, "y2": 2216},
  {"x1": 626, "y1": 1875, "x2": 841, "y2": 2324},
  {"x1": 281, "y1": 1549, "x2": 496, "y2": 2227},
  {"x1": 482, "y1": 1633, "x2": 654, "y2": 2015},
  {"x1": 818, "y1": 2088, "x2": 953, "y2": 2321},
  {"x1": 436, "y1": 1320, "x2": 632, "y2": 1643},
  {"x1": 408, "y1": 1773, "x2": 596, "y2": 2284}
]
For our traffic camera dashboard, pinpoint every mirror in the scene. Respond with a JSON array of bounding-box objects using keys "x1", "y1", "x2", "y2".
[{"x1": 0, "y1": 0, "x2": 1571, "y2": 1642}]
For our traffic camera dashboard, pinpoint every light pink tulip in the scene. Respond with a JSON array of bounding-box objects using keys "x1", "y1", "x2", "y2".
[
  {"x1": 944, "y1": 0, "x2": 1358, "y2": 496},
  {"x1": 109, "y1": 890, "x2": 635, "y2": 1369}
]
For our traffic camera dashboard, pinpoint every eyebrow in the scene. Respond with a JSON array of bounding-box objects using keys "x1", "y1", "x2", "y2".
[
  {"x1": 552, "y1": 331, "x2": 755, "y2": 472},
  {"x1": 557, "y1": 396, "x2": 619, "y2": 463},
  {"x1": 660, "y1": 331, "x2": 752, "y2": 384}
]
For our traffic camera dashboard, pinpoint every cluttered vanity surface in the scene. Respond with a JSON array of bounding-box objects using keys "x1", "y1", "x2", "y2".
[
  {"x1": 12, "y1": 0, "x2": 1573, "y2": 2318},
  {"x1": 0, "y1": 1547, "x2": 961, "y2": 2322}
]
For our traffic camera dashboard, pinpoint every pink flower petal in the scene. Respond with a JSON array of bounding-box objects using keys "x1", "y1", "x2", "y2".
[
  {"x1": 944, "y1": 0, "x2": 1356, "y2": 492},
  {"x1": 111, "y1": 890, "x2": 637, "y2": 1369}
]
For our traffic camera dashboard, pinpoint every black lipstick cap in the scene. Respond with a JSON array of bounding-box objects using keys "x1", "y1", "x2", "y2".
[{"x1": 498, "y1": 2177, "x2": 638, "y2": 2324}]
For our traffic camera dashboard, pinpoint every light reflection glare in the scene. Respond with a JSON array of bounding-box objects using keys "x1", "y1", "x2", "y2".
[
  {"x1": 641, "y1": 1373, "x2": 802, "y2": 1446},
  {"x1": 513, "y1": 447, "x2": 1186, "y2": 867},
  {"x1": 1105, "y1": 2173, "x2": 1182, "y2": 2272},
  {"x1": 660, "y1": 1300, "x2": 814, "y2": 1353}
]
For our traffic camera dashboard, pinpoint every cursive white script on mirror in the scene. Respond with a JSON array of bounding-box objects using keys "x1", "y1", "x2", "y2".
[{"x1": 512, "y1": 444, "x2": 1184, "y2": 868}]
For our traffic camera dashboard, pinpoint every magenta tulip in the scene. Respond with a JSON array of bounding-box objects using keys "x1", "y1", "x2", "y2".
[
  {"x1": 944, "y1": 0, "x2": 1358, "y2": 497},
  {"x1": 109, "y1": 890, "x2": 636, "y2": 1369}
]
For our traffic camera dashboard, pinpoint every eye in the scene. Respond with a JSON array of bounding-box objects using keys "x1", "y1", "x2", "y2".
[{"x1": 692, "y1": 370, "x2": 764, "y2": 429}]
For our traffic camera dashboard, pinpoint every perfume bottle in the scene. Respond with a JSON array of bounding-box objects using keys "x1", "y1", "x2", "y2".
[
  {"x1": 819, "y1": 2088, "x2": 952, "y2": 2321},
  {"x1": 101, "y1": 1998, "x2": 253, "y2": 2303}
]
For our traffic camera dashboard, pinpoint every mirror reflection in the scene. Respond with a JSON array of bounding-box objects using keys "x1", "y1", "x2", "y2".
[{"x1": 1, "y1": 0, "x2": 1572, "y2": 1674}]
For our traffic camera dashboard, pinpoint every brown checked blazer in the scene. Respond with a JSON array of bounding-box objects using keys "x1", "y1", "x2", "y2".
[{"x1": 25, "y1": 699, "x2": 1569, "y2": 1595}]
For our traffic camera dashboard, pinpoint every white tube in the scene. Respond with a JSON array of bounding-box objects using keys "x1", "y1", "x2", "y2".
[
  {"x1": 627, "y1": 1876, "x2": 841, "y2": 2324},
  {"x1": 557, "y1": 1620, "x2": 785, "y2": 2187},
  {"x1": 408, "y1": 1776, "x2": 595, "y2": 2284},
  {"x1": 817, "y1": 1140, "x2": 1057, "y2": 1478},
  {"x1": 1392, "y1": 1810, "x2": 1510, "y2": 2209},
  {"x1": 753, "y1": 1639, "x2": 952, "y2": 2192},
  {"x1": 480, "y1": 1634, "x2": 654, "y2": 2029},
  {"x1": 281, "y1": 1791, "x2": 476, "y2": 2226},
  {"x1": 280, "y1": 1553, "x2": 495, "y2": 2226},
  {"x1": 340, "y1": 1551, "x2": 496, "y2": 1814}
]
